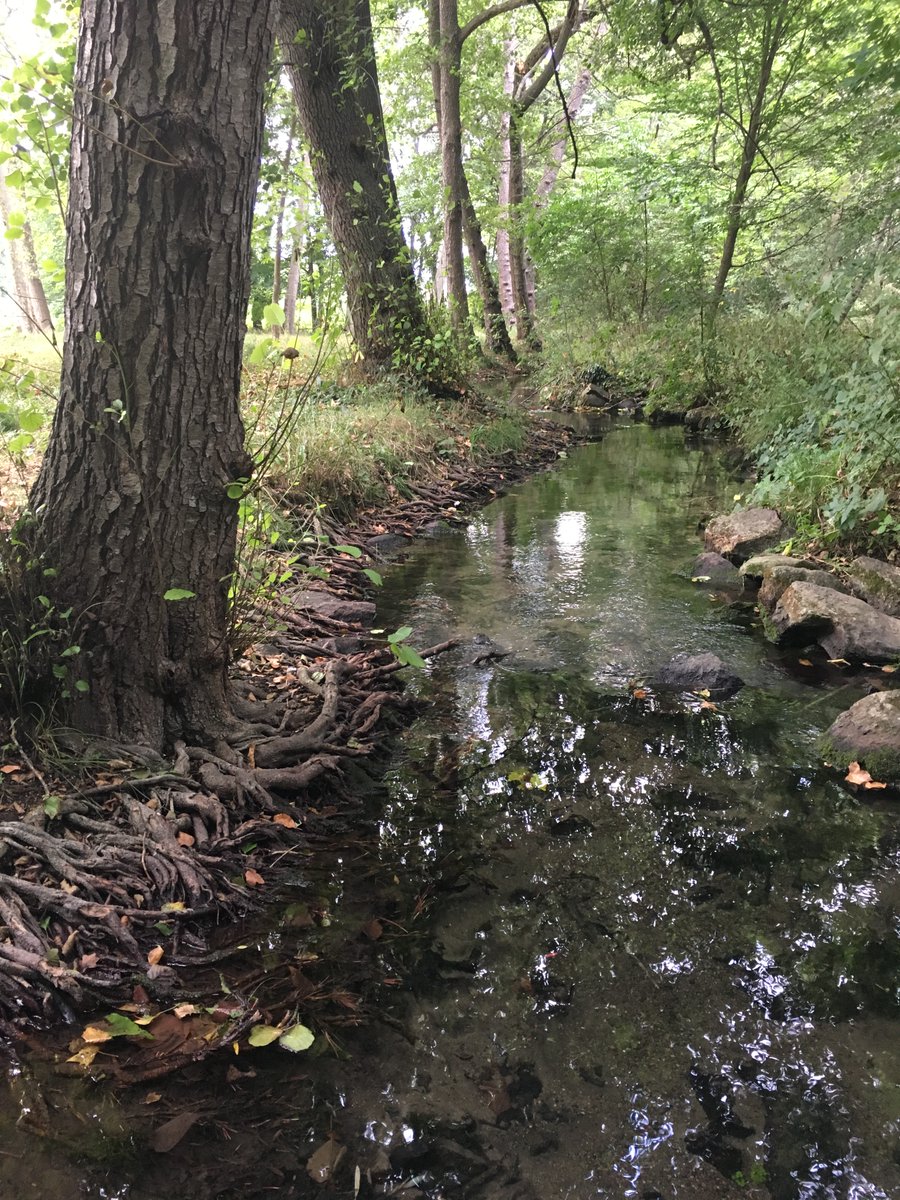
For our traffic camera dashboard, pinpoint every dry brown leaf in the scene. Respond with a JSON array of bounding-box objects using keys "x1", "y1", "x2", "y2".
[
  {"x1": 882, "y1": 665, "x2": 897, "y2": 674},
  {"x1": 362, "y1": 919, "x2": 383, "y2": 941},
  {"x1": 79, "y1": 953, "x2": 99, "y2": 971},
  {"x1": 699, "y1": 700, "x2": 718, "y2": 711},
  {"x1": 244, "y1": 868, "x2": 265, "y2": 887},
  {"x1": 798, "y1": 659, "x2": 813, "y2": 667},
  {"x1": 845, "y1": 762, "x2": 873, "y2": 785},
  {"x1": 144, "y1": 1092, "x2": 163, "y2": 1105},
  {"x1": 307, "y1": 1138, "x2": 346, "y2": 1184},
  {"x1": 82, "y1": 1025, "x2": 113, "y2": 1044},
  {"x1": 632, "y1": 688, "x2": 648, "y2": 700},
  {"x1": 864, "y1": 780, "x2": 888, "y2": 790},
  {"x1": 176, "y1": 831, "x2": 195, "y2": 847},
  {"x1": 273, "y1": 812, "x2": 298, "y2": 829},
  {"x1": 0, "y1": 763, "x2": 21, "y2": 774},
  {"x1": 60, "y1": 880, "x2": 78, "y2": 895},
  {"x1": 147, "y1": 945, "x2": 165, "y2": 966},
  {"x1": 173, "y1": 1003, "x2": 198, "y2": 1019}
]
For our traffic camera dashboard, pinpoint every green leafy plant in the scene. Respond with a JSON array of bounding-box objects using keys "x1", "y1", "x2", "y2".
[{"x1": 386, "y1": 625, "x2": 426, "y2": 669}]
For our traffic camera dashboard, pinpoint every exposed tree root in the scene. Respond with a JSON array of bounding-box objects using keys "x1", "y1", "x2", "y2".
[{"x1": 0, "y1": 415, "x2": 583, "y2": 1059}]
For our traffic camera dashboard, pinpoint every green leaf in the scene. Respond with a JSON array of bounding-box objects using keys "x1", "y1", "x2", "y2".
[
  {"x1": 43, "y1": 794, "x2": 60, "y2": 819},
  {"x1": 7, "y1": 432, "x2": 33, "y2": 453},
  {"x1": 395, "y1": 644, "x2": 426, "y2": 669},
  {"x1": 262, "y1": 302, "x2": 285, "y2": 328},
  {"x1": 387, "y1": 626, "x2": 412, "y2": 645},
  {"x1": 4, "y1": 168, "x2": 23, "y2": 189},
  {"x1": 248, "y1": 1024, "x2": 281, "y2": 1047},
  {"x1": 74, "y1": 679, "x2": 90, "y2": 693},
  {"x1": 104, "y1": 1012, "x2": 154, "y2": 1040},
  {"x1": 163, "y1": 588, "x2": 195, "y2": 601},
  {"x1": 248, "y1": 337, "x2": 272, "y2": 365},
  {"x1": 17, "y1": 410, "x2": 44, "y2": 433},
  {"x1": 278, "y1": 1023, "x2": 315, "y2": 1053},
  {"x1": 352, "y1": 180, "x2": 363, "y2": 194},
  {"x1": 362, "y1": 568, "x2": 383, "y2": 587},
  {"x1": 333, "y1": 544, "x2": 362, "y2": 558},
  {"x1": 60, "y1": 645, "x2": 80, "y2": 658},
  {"x1": 226, "y1": 482, "x2": 246, "y2": 499}
]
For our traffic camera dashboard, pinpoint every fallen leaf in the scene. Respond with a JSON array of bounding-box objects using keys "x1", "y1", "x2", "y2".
[
  {"x1": 60, "y1": 880, "x2": 78, "y2": 895},
  {"x1": 67, "y1": 1046, "x2": 101, "y2": 1067},
  {"x1": 827, "y1": 658, "x2": 851, "y2": 666},
  {"x1": 699, "y1": 700, "x2": 718, "y2": 711},
  {"x1": 248, "y1": 1023, "x2": 281, "y2": 1047},
  {"x1": 307, "y1": 1138, "x2": 346, "y2": 1184},
  {"x1": 144, "y1": 1092, "x2": 162, "y2": 1105},
  {"x1": 151, "y1": 1111, "x2": 201, "y2": 1153},
  {"x1": 279, "y1": 1023, "x2": 315, "y2": 1053},
  {"x1": 173, "y1": 1003, "x2": 198, "y2": 1019},
  {"x1": 273, "y1": 812, "x2": 298, "y2": 828},
  {"x1": 176, "y1": 831, "x2": 195, "y2": 847},
  {"x1": 696, "y1": 688, "x2": 711, "y2": 698},
  {"x1": 632, "y1": 688, "x2": 648, "y2": 700},
  {"x1": 81, "y1": 1025, "x2": 113, "y2": 1044},
  {"x1": 0, "y1": 764, "x2": 21, "y2": 774},
  {"x1": 244, "y1": 868, "x2": 265, "y2": 887},
  {"x1": 79, "y1": 953, "x2": 99, "y2": 971},
  {"x1": 865, "y1": 780, "x2": 888, "y2": 790},
  {"x1": 162, "y1": 901, "x2": 186, "y2": 912},
  {"x1": 883, "y1": 665, "x2": 897, "y2": 674},
  {"x1": 147, "y1": 946, "x2": 165, "y2": 966},
  {"x1": 798, "y1": 659, "x2": 813, "y2": 667},
  {"x1": 362, "y1": 919, "x2": 383, "y2": 941}
]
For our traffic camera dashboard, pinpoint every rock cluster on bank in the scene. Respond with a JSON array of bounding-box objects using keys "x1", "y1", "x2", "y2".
[{"x1": 701, "y1": 506, "x2": 900, "y2": 784}]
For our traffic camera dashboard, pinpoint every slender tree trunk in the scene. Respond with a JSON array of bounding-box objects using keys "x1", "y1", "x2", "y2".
[
  {"x1": 0, "y1": 171, "x2": 53, "y2": 334},
  {"x1": 461, "y1": 177, "x2": 516, "y2": 360},
  {"x1": 284, "y1": 240, "x2": 301, "y2": 334},
  {"x1": 711, "y1": 17, "x2": 782, "y2": 311},
  {"x1": 497, "y1": 42, "x2": 517, "y2": 328},
  {"x1": 278, "y1": 0, "x2": 427, "y2": 365},
  {"x1": 271, "y1": 113, "x2": 297, "y2": 314},
  {"x1": 432, "y1": 0, "x2": 469, "y2": 330},
  {"x1": 30, "y1": 0, "x2": 274, "y2": 749}
]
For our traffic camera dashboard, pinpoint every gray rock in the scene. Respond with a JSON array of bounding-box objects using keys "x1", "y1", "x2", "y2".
[
  {"x1": 826, "y1": 691, "x2": 900, "y2": 783},
  {"x1": 652, "y1": 652, "x2": 744, "y2": 698},
  {"x1": 772, "y1": 581, "x2": 900, "y2": 663},
  {"x1": 704, "y1": 508, "x2": 785, "y2": 562},
  {"x1": 293, "y1": 590, "x2": 376, "y2": 625},
  {"x1": 366, "y1": 532, "x2": 409, "y2": 558},
  {"x1": 758, "y1": 564, "x2": 849, "y2": 611},
  {"x1": 740, "y1": 552, "x2": 819, "y2": 582},
  {"x1": 848, "y1": 556, "x2": 900, "y2": 618},
  {"x1": 692, "y1": 552, "x2": 742, "y2": 588},
  {"x1": 579, "y1": 383, "x2": 612, "y2": 408}
]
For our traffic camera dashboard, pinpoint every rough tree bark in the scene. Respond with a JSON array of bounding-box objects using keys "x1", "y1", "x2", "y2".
[
  {"x1": 30, "y1": 0, "x2": 275, "y2": 750},
  {"x1": 277, "y1": 0, "x2": 427, "y2": 365}
]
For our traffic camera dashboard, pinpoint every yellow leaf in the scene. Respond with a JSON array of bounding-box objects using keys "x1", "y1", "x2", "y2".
[
  {"x1": 882, "y1": 665, "x2": 897, "y2": 674},
  {"x1": 273, "y1": 812, "x2": 298, "y2": 828},
  {"x1": 67, "y1": 1045, "x2": 101, "y2": 1066}
]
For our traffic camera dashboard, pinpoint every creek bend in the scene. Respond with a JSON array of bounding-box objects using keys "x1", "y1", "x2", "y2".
[{"x1": 2, "y1": 422, "x2": 899, "y2": 1199}]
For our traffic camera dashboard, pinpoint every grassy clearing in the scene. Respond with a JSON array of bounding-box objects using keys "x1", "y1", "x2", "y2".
[{"x1": 0, "y1": 326, "x2": 530, "y2": 529}]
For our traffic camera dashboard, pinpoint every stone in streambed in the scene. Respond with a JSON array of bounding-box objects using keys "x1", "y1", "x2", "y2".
[
  {"x1": 691, "y1": 552, "x2": 742, "y2": 588},
  {"x1": 848, "y1": 556, "x2": 900, "y2": 618},
  {"x1": 704, "y1": 508, "x2": 786, "y2": 562},
  {"x1": 652, "y1": 652, "x2": 744, "y2": 698},
  {"x1": 825, "y1": 691, "x2": 900, "y2": 784},
  {"x1": 740, "y1": 553, "x2": 819, "y2": 582},
  {"x1": 772, "y1": 582, "x2": 900, "y2": 663},
  {"x1": 758, "y1": 564, "x2": 850, "y2": 610},
  {"x1": 293, "y1": 590, "x2": 376, "y2": 624}
]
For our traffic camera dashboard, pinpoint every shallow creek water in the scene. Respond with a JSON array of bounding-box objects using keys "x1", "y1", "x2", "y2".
[{"x1": 2, "y1": 423, "x2": 899, "y2": 1200}]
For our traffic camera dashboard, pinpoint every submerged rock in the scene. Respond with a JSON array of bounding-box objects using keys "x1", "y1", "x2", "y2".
[
  {"x1": 848, "y1": 555, "x2": 900, "y2": 618},
  {"x1": 691, "y1": 552, "x2": 742, "y2": 588},
  {"x1": 704, "y1": 507, "x2": 785, "y2": 562},
  {"x1": 652, "y1": 652, "x2": 744, "y2": 698},
  {"x1": 772, "y1": 581, "x2": 900, "y2": 663},
  {"x1": 825, "y1": 691, "x2": 900, "y2": 783}
]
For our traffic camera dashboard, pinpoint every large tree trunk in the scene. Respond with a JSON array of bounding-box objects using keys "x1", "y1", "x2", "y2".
[
  {"x1": 278, "y1": 0, "x2": 427, "y2": 365},
  {"x1": 30, "y1": 0, "x2": 274, "y2": 750}
]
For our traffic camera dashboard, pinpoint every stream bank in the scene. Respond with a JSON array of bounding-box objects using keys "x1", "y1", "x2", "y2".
[{"x1": 1, "y1": 420, "x2": 898, "y2": 1200}]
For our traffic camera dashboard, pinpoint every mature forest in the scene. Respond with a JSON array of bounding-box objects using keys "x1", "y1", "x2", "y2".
[{"x1": 0, "y1": 0, "x2": 897, "y2": 1091}]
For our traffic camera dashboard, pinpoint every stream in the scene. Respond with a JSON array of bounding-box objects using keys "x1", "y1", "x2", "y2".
[{"x1": 2, "y1": 422, "x2": 899, "y2": 1199}]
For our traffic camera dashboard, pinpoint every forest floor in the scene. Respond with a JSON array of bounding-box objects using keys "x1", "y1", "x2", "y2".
[{"x1": 0, "y1": 378, "x2": 588, "y2": 1079}]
